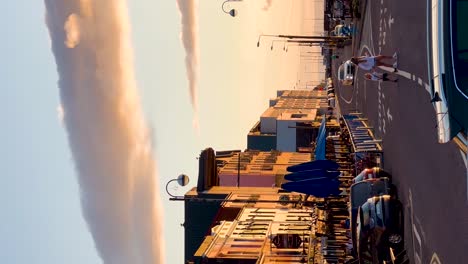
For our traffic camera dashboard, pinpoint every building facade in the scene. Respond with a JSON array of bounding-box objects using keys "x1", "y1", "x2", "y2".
[
  {"x1": 216, "y1": 150, "x2": 310, "y2": 187},
  {"x1": 185, "y1": 187, "x2": 316, "y2": 264},
  {"x1": 247, "y1": 90, "x2": 331, "y2": 152}
]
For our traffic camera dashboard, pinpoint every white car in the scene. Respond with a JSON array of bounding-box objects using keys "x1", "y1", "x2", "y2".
[
  {"x1": 338, "y1": 60, "x2": 355, "y2": 86},
  {"x1": 427, "y1": 0, "x2": 468, "y2": 144}
]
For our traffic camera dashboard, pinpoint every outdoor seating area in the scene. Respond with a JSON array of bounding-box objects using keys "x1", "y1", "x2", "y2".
[{"x1": 310, "y1": 198, "x2": 353, "y2": 263}]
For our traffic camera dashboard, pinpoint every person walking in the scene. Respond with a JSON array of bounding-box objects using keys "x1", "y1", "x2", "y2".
[
  {"x1": 364, "y1": 71, "x2": 398, "y2": 82},
  {"x1": 350, "y1": 53, "x2": 398, "y2": 72}
]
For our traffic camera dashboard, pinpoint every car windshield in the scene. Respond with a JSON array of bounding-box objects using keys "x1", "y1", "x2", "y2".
[
  {"x1": 353, "y1": 174, "x2": 364, "y2": 183},
  {"x1": 361, "y1": 203, "x2": 371, "y2": 228},
  {"x1": 338, "y1": 66, "x2": 345, "y2": 80},
  {"x1": 451, "y1": 0, "x2": 468, "y2": 98},
  {"x1": 375, "y1": 197, "x2": 385, "y2": 226}
]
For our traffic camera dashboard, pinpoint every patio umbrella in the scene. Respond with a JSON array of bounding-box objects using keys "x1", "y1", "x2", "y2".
[
  {"x1": 315, "y1": 116, "x2": 327, "y2": 160},
  {"x1": 281, "y1": 179, "x2": 341, "y2": 197},
  {"x1": 284, "y1": 169, "x2": 341, "y2": 181},
  {"x1": 287, "y1": 159, "x2": 339, "y2": 172}
]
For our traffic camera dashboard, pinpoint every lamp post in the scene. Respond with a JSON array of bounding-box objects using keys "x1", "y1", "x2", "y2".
[
  {"x1": 285, "y1": 43, "x2": 321, "y2": 52},
  {"x1": 257, "y1": 33, "x2": 348, "y2": 43},
  {"x1": 270, "y1": 39, "x2": 286, "y2": 50},
  {"x1": 221, "y1": 0, "x2": 242, "y2": 17},
  {"x1": 257, "y1": 34, "x2": 280, "y2": 47},
  {"x1": 166, "y1": 174, "x2": 190, "y2": 198}
]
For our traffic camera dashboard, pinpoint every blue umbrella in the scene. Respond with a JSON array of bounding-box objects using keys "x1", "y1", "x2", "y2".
[
  {"x1": 281, "y1": 179, "x2": 341, "y2": 197},
  {"x1": 287, "y1": 159, "x2": 339, "y2": 172},
  {"x1": 315, "y1": 116, "x2": 327, "y2": 160},
  {"x1": 284, "y1": 169, "x2": 341, "y2": 181}
]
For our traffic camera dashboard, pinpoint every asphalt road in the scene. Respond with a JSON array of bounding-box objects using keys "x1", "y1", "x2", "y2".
[{"x1": 333, "y1": 0, "x2": 468, "y2": 263}]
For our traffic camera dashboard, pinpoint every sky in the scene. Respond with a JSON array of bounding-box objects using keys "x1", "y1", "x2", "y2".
[{"x1": 1, "y1": 1, "x2": 323, "y2": 263}]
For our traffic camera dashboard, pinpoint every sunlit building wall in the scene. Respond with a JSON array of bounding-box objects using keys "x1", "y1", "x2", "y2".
[{"x1": 216, "y1": 150, "x2": 310, "y2": 187}]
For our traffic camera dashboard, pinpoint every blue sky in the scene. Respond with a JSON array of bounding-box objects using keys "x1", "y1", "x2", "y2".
[
  {"x1": 2, "y1": 1, "x2": 98, "y2": 263},
  {"x1": 1, "y1": 1, "x2": 322, "y2": 263}
]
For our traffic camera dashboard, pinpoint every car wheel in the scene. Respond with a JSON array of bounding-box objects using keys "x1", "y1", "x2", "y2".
[{"x1": 388, "y1": 233, "x2": 402, "y2": 245}]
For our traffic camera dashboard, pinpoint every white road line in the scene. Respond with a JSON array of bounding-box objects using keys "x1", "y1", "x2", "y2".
[
  {"x1": 418, "y1": 77, "x2": 423, "y2": 85},
  {"x1": 396, "y1": 69, "x2": 411, "y2": 80},
  {"x1": 388, "y1": 16, "x2": 394, "y2": 29},
  {"x1": 409, "y1": 189, "x2": 424, "y2": 264},
  {"x1": 461, "y1": 148, "x2": 468, "y2": 203},
  {"x1": 413, "y1": 225, "x2": 422, "y2": 264},
  {"x1": 339, "y1": 85, "x2": 355, "y2": 104},
  {"x1": 430, "y1": 253, "x2": 442, "y2": 264},
  {"x1": 425, "y1": 83, "x2": 431, "y2": 94}
]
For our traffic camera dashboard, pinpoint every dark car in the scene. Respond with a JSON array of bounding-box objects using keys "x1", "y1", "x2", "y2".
[
  {"x1": 356, "y1": 195, "x2": 404, "y2": 263},
  {"x1": 352, "y1": 167, "x2": 392, "y2": 184},
  {"x1": 427, "y1": 0, "x2": 468, "y2": 144},
  {"x1": 349, "y1": 178, "x2": 395, "y2": 256}
]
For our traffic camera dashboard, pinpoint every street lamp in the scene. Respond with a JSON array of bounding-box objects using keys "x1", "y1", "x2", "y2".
[
  {"x1": 166, "y1": 174, "x2": 190, "y2": 198},
  {"x1": 270, "y1": 39, "x2": 285, "y2": 50},
  {"x1": 257, "y1": 34, "x2": 348, "y2": 44},
  {"x1": 257, "y1": 34, "x2": 280, "y2": 47},
  {"x1": 221, "y1": 0, "x2": 242, "y2": 17},
  {"x1": 284, "y1": 43, "x2": 317, "y2": 52}
]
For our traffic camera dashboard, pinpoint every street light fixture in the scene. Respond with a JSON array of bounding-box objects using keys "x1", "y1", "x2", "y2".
[
  {"x1": 270, "y1": 39, "x2": 285, "y2": 50},
  {"x1": 257, "y1": 34, "x2": 280, "y2": 47},
  {"x1": 166, "y1": 174, "x2": 190, "y2": 198},
  {"x1": 221, "y1": 0, "x2": 242, "y2": 17}
]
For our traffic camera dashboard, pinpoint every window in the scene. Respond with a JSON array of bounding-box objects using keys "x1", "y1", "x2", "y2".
[{"x1": 291, "y1": 113, "x2": 307, "y2": 118}]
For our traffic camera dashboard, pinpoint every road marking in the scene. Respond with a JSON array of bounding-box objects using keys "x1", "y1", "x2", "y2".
[
  {"x1": 338, "y1": 81, "x2": 355, "y2": 104},
  {"x1": 430, "y1": 253, "x2": 442, "y2": 264},
  {"x1": 462, "y1": 149, "x2": 468, "y2": 203},
  {"x1": 387, "y1": 108, "x2": 393, "y2": 121},
  {"x1": 388, "y1": 16, "x2": 394, "y2": 29},
  {"x1": 425, "y1": 83, "x2": 431, "y2": 94},
  {"x1": 409, "y1": 189, "x2": 424, "y2": 264},
  {"x1": 395, "y1": 69, "x2": 412, "y2": 79}
]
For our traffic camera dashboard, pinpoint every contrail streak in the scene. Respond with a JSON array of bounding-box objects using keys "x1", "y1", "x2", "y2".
[
  {"x1": 44, "y1": 0, "x2": 165, "y2": 263},
  {"x1": 175, "y1": 0, "x2": 199, "y2": 112}
]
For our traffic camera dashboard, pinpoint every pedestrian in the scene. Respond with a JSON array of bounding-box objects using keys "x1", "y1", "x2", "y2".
[
  {"x1": 350, "y1": 53, "x2": 398, "y2": 72},
  {"x1": 364, "y1": 71, "x2": 398, "y2": 82}
]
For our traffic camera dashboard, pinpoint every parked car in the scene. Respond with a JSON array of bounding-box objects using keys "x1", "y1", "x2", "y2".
[
  {"x1": 338, "y1": 60, "x2": 355, "y2": 86},
  {"x1": 334, "y1": 24, "x2": 353, "y2": 37},
  {"x1": 349, "y1": 178, "x2": 394, "y2": 256},
  {"x1": 352, "y1": 167, "x2": 392, "y2": 184},
  {"x1": 356, "y1": 195, "x2": 404, "y2": 263},
  {"x1": 427, "y1": 0, "x2": 468, "y2": 144}
]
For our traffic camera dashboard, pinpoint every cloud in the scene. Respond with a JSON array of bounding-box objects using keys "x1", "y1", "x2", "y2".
[
  {"x1": 57, "y1": 104, "x2": 65, "y2": 124},
  {"x1": 262, "y1": 0, "x2": 273, "y2": 11},
  {"x1": 44, "y1": 1, "x2": 164, "y2": 263},
  {"x1": 175, "y1": 0, "x2": 199, "y2": 112},
  {"x1": 64, "y1": 13, "x2": 81, "y2": 48}
]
